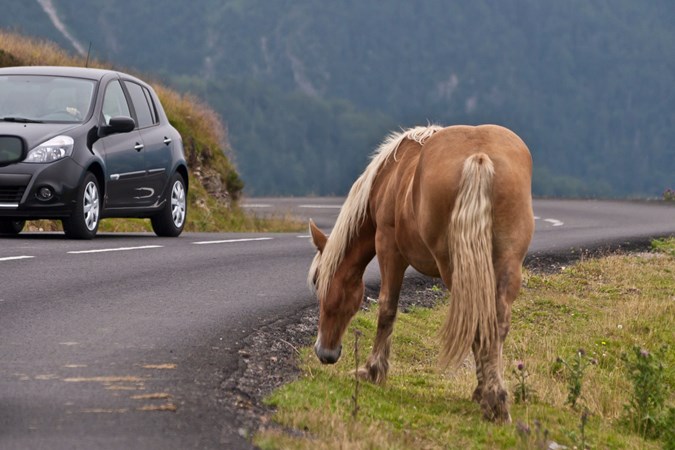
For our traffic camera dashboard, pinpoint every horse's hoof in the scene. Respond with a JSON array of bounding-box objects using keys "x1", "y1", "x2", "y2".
[
  {"x1": 480, "y1": 388, "x2": 510, "y2": 423},
  {"x1": 353, "y1": 364, "x2": 386, "y2": 384},
  {"x1": 354, "y1": 367, "x2": 371, "y2": 380},
  {"x1": 481, "y1": 406, "x2": 511, "y2": 423},
  {"x1": 471, "y1": 387, "x2": 483, "y2": 404}
]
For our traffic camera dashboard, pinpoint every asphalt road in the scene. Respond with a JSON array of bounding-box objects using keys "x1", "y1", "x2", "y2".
[{"x1": 1, "y1": 198, "x2": 673, "y2": 449}]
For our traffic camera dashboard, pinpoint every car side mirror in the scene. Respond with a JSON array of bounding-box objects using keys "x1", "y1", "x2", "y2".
[
  {"x1": 99, "y1": 116, "x2": 136, "y2": 137},
  {"x1": 0, "y1": 136, "x2": 27, "y2": 167}
]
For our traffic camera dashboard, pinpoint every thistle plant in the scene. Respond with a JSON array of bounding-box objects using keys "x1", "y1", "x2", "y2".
[
  {"x1": 512, "y1": 360, "x2": 537, "y2": 404},
  {"x1": 564, "y1": 408, "x2": 591, "y2": 450},
  {"x1": 663, "y1": 188, "x2": 675, "y2": 201},
  {"x1": 622, "y1": 345, "x2": 670, "y2": 440},
  {"x1": 352, "y1": 329, "x2": 363, "y2": 419},
  {"x1": 515, "y1": 419, "x2": 549, "y2": 450},
  {"x1": 556, "y1": 348, "x2": 597, "y2": 409},
  {"x1": 579, "y1": 408, "x2": 589, "y2": 450}
]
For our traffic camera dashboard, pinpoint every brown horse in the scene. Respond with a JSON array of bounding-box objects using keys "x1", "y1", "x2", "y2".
[{"x1": 308, "y1": 124, "x2": 534, "y2": 422}]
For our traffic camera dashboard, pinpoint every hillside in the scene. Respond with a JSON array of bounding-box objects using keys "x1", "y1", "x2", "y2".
[
  {"x1": 2, "y1": 1, "x2": 674, "y2": 197},
  {"x1": 0, "y1": 31, "x2": 296, "y2": 233}
]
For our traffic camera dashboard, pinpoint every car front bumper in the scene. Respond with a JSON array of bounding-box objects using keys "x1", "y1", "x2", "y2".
[{"x1": 0, "y1": 158, "x2": 85, "y2": 219}]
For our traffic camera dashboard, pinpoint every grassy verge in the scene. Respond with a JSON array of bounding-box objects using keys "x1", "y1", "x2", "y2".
[
  {"x1": 23, "y1": 207, "x2": 304, "y2": 234},
  {"x1": 257, "y1": 239, "x2": 674, "y2": 449}
]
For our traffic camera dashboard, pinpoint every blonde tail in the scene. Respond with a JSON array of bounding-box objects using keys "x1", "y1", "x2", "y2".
[{"x1": 440, "y1": 153, "x2": 497, "y2": 369}]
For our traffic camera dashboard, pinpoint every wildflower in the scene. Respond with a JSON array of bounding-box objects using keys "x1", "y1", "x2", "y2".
[
  {"x1": 516, "y1": 420, "x2": 531, "y2": 436},
  {"x1": 517, "y1": 361, "x2": 524, "y2": 371},
  {"x1": 578, "y1": 348, "x2": 586, "y2": 356},
  {"x1": 640, "y1": 348, "x2": 650, "y2": 358}
]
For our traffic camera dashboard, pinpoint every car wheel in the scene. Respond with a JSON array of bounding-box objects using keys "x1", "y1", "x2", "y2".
[
  {"x1": 151, "y1": 172, "x2": 187, "y2": 237},
  {"x1": 0, "y1": 219, "x2": 26, "y2": 235},
  {"x1": 63, "y1": 172, "x2": 100, "y2": 240}
]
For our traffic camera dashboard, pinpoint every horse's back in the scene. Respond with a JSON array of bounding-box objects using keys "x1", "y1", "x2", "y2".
[
  {"x1": 413, "y1": 125, "x2": 534, "y2": 262},
  {"x1": 416, "y1": 124, "x2": 532, "y2": 191}
]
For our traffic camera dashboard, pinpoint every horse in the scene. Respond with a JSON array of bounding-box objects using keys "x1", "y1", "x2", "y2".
[{"x1": 307, "y1": 124, "x2": 534, "y2": 422}]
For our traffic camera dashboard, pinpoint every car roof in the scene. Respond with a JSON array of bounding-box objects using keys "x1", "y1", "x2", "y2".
[{"x1": 0, "y1": 66, "x2": 144, "y2": 83}]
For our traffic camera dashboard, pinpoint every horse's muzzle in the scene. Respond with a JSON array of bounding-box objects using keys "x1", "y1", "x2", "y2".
[{"x1": 314, "y1": 341, "x2": 342, "y2": 364}]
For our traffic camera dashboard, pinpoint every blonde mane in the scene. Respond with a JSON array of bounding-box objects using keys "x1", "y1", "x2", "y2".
[{"x1": 309, "y1": 125, "x2": 443, "y2": 299}]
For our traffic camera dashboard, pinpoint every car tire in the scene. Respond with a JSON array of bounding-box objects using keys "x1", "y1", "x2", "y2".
[
  {"x1": 0, "y1": 219, "x2": 26, "y2": 235},
  {"x1": 63, "y1": 172, "x2": 100, "y2": 240},
  {"x1": 151, "y1": 172, "x2": 187, "y2": 237}
]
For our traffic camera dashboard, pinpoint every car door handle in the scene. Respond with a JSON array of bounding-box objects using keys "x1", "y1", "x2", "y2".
[
  {"x1": 163, "y1": 137, "x2": 172, "y2": 145},
  {"x1": 134, "y1": 143, "x2": 144, "y2": 151}
]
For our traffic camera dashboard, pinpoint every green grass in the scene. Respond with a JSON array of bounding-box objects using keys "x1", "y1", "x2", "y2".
[
  {"x1": 257, "y1": 239, "x2": 675, "y2": 449},
  {"x1": 652, "y1": 237, "x2": 675, "y2": 257}
]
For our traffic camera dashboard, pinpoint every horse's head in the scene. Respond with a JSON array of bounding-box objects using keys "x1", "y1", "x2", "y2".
[{"x1": 308, "y1": 220, "x2": 364, "y2": 365}]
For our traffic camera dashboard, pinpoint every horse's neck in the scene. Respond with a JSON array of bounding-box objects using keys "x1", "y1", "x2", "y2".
[{"x1": 340, "y1": 215, "x2": 376, "y2": 280}]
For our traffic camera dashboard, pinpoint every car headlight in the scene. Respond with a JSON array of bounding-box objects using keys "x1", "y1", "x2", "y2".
[{"x1": 25, "y1": 136, "x2": 74, "y2": 163}]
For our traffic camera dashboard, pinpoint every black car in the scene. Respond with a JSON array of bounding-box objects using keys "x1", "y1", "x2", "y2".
[{"x1": 0, "y1": 66, "x2": 188, "y2": 239}]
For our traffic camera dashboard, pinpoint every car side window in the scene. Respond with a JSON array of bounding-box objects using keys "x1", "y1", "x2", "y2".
[
  {"x1": 142, "y1": 87, "x2": 159, "y2": 124},
  {"x1": 124, "y1": 81, "x2": 156, "y2": 128},
  {"x1": 102, "y1": 80, "x2": 131, "y2": 125}
]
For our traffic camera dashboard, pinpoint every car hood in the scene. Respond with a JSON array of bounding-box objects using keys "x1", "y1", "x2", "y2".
[{"x1": 0, "y1": 122, "x2": 81, "y2": 150}]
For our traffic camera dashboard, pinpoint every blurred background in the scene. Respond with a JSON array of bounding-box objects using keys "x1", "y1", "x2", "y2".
[{"x1": 2, "y1": 0, "x2": 673, "y2": 198}]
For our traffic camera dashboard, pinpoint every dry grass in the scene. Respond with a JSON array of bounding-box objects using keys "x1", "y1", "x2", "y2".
[
  {"x1": 258, "y1": 242, "x2": 674, "y2": 449},
  {"x1": 513, "y1": 253, "x2": 674, "y2": 421},
  {"x1": 0, "y1": 30, "x2": 100, "y2": 68}
]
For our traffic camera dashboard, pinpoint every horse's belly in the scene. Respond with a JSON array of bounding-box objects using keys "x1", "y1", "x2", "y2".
[
  {"x1": 395, "y1": 221, "x2": 441, "y2": 277},
  {"x1": 409, "y1": 259, "x2": 441, "y2": 278}
]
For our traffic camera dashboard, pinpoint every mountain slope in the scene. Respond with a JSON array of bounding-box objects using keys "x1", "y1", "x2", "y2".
[{"x1": 3, "y1": 1, "x2": 673, "y2": 197}]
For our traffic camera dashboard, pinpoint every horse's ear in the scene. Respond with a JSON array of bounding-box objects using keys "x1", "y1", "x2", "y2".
[{"x1": 309, "y1": 219, "x2": 327, "y2": 253}]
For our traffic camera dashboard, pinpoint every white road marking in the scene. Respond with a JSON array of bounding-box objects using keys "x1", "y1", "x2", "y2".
[
  {"x1": 544, "y1": 218, "x2": 564, "y2": 227},
  {"x1": 298, "y1": 204, "x2": 342, "y2": 209},
  {"x1": 68, "y1": 245, "x2": 163, "y2": 254},
  {"x1": 241, "y1": 204, "x2": 272, "y2": 208},
  {"x1": 533, "y1": 216, "x2": 541, "y2": 220},
  {"x1": 297, "y1": 235, "x2": 310, "y2": 239},
  {"x1": 192, "y1": 237, "x2": 273, "y2": 245},
  {"x1": 0, "y1": 255, "x2": 34, "y2": 262}
]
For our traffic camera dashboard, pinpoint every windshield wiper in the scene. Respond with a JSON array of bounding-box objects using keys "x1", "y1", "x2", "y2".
[{"x1": 0, "y1": 116, "x2": 44, "y2": 123}]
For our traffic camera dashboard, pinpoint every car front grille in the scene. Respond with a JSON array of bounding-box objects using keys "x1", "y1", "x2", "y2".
[{"x1": 0, "y1": 186, "x2": 26, "y2": 203}]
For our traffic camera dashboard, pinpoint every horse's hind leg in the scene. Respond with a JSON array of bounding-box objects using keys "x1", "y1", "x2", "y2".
[
  {"x1": 473, "y1": 331, "x2": 509, "y2": 422},
  {"x1": 357, "y1": 236, "x2": 407, "y2": 384},
  {"x1": 476, "y1": 258, "x2": 523, "y2": 423},
  {"x1": 471, "y1": 337, "x2": 486, "y2": 403}
]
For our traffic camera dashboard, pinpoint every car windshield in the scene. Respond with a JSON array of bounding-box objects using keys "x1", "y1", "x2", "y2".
[{"x1": 0, "y1": 75, "x2": 96, "y2": 124}]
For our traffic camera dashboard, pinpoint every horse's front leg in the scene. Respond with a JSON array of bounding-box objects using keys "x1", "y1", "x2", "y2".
[{"x1": 357, "y1": 237, "x2": 407, "y2": 384}]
